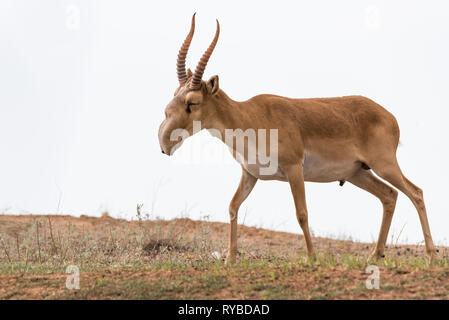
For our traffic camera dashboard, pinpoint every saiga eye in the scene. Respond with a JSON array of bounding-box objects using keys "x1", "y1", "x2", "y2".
[{"x1": 186, "y1": 102, "x2": 198, "y2": 113}]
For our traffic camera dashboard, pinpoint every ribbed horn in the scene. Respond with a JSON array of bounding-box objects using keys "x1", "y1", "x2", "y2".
[
  {"x1": 190, "y1": 19, "x2": 220, "y2": 90},
  {"x1": 177, "y1": 13, "x2": 196, "y2": 85}
]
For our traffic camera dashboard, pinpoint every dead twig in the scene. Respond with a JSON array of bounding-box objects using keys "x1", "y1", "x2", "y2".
[
  {"x1": 47, "y1": 216, "x2": 58, "y2": 256},
  {"x1": 0, "y1": 235, "x2": 11, "y2": 263},
  {"x1": 35, "y1": 220, "x2": 42, "y2": 263}
]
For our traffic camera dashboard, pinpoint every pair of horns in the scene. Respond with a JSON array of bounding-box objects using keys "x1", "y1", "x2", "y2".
[{"x1": 176, "y1": 13, "x2": 220, "y2": 90}]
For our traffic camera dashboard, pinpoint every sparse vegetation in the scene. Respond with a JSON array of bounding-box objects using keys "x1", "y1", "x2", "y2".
[{"x1": 0, "y1": 214, "x2": 448, "y2": 299}]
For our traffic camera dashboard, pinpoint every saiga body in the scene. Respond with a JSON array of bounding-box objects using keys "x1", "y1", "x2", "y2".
[{"x1": 158, "y1": 15, "x2": 437, "y2": 263}]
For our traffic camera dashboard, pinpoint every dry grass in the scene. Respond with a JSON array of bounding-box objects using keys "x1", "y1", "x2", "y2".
[
  {"x1": 0, "y1": 214, "x2": 228, "y2": 273},
  {"x1": 0, "y1": 214, "x2": 448, "y2": 299}
]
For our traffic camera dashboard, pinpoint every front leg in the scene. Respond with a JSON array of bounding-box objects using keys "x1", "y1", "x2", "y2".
[
  {"x1": 285, "y1": 164, "x2": 315, "y2": 258},
  {"x1": 226, "y1": 168, "x2": 258, "y2": 264}
]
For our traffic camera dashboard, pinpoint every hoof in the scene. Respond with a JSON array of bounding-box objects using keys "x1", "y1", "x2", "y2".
[
  {"x1": 426, "y1": 249, "x2": 439, "y2": 262},
  {"x1": 225, "y1": 255, "x2": 236, "y2": 265},
  {"x1": 306, "y1": 252, "x2": 316, "y2": 263},
  {"x1": 368, "y1": 251, "x2": 385, "y2": 261}
]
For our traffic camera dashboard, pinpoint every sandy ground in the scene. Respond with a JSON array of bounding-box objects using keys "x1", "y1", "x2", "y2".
[{"x1": 0, "y1": 214, "x2": 447, "y2": 299}]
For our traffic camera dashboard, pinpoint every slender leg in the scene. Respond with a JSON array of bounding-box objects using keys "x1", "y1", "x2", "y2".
[
  {"x1": 226, "y1": 168, "x2": 257, "y2": 264},
  {"x1": 348, "y1": 169, "x2": 398, "y2": 259},
  {"x1": 285, "y1": 164, "x2": 315, "y2": 258},
  {"x1": 370, "y1": 158, "x2": 437, "y2": 258}
]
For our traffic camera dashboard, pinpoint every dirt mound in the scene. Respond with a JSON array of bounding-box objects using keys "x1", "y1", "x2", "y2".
[{"x1": 0, "y1": 214, "x2": 447, "y2": 300}]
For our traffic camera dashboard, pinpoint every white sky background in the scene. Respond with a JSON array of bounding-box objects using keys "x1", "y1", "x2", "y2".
[{"x1": 1, "y1": 0, "x2": 448, "y2": 245}]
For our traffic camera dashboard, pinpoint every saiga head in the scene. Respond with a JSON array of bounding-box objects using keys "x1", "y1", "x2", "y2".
[{"x1": 158, "y1": 14, "x2": 220, "y2": 155}]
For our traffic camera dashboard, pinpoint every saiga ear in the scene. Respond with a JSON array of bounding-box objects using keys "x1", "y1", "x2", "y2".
[
  {"x1": 186, "y1": 68, "x2": 193, "y2": 78},
  {"x1": 206, "y1": 75, "x2": 219, "y2": 95}
]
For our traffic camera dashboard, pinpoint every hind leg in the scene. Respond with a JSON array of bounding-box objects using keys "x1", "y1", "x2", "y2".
[
  {"x1": 369, "y1": 157, "x2": 436, "y2": 257},
  {"x1": 348, "y1": 170, "x2": 398, "y2": 259}
]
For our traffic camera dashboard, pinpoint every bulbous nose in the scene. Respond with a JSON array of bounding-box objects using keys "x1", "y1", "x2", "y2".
[{"x1": 161, "y1": 149, "x2": 165, "y2": 154}]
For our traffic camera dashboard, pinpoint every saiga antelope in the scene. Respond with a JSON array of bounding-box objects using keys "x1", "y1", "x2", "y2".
[{"x1": 158, "y1": 14, "x2": 437, "y2": 263}]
